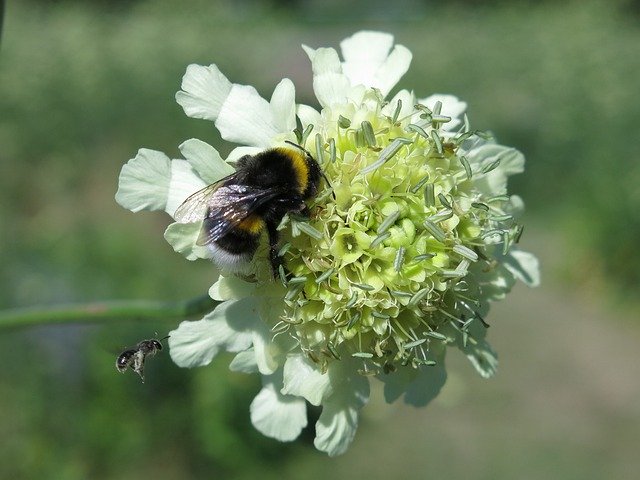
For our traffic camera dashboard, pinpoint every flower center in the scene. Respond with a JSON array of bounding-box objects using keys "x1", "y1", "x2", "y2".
[{"x1": 273, "y1": 92, "x2": 520, "y2": 374}]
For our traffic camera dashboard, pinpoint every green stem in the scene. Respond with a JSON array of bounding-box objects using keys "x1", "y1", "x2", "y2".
[{"x1": 0, "y1": 294, "x2": 219, "y2": 331}]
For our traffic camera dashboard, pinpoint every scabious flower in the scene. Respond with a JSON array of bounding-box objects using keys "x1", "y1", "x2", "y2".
[{"x1": 116, "y1": 31, "x2": 539, "y2": 456}]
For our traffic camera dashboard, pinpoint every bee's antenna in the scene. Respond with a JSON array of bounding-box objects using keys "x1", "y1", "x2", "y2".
[
  {"x1": 285, "y1": 140, "x2": 311, "y2": 157},
  {"x1": 159, "y1": 334, "x2": 170, "y2": 342},
  {"x1": 285, "y1": 140, "x2": 336, "y2": 200}
]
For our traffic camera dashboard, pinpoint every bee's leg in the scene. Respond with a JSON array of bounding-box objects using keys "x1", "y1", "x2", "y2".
[
  {"x1": 265, "y1": 221, "x2": 290, "y2": 279},
  {"x1": 299, "y1": 205, "x2": 311, "y2": 218},
  {"x1": 266, "y1": 221, "x2": 281, "y2": 278},
  {"x1": 133, "y1": 352, "x2": 146, "y2": 383}
]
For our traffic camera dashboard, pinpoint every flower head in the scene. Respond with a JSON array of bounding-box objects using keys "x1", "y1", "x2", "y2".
[{"x1": 116, "y1": 31, "x2": 539, "y2": 456}]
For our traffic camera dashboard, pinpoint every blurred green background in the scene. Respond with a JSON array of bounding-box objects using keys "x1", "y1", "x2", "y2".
[{"x1": 1, "y1": 0, "x2": 639, "y2": 478}]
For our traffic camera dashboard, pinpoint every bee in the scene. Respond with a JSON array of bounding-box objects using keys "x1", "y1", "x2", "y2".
[
  {"x1": 116, "y1": 335, "x2": 169, "y2": 383},
  {"x1": 175, "y1": 142, "x2": 326, "y2": 276}
]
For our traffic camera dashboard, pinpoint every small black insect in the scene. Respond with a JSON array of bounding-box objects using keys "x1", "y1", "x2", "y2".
[
  {"x1": 116, "y1": 335, "x2": 169, "y2": 382},
  {"x1": 174, "y1": 142, "x2": 327, "y2": 277}
]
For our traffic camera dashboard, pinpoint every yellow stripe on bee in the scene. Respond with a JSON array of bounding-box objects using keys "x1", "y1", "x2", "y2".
[
  {"x1": 238, "y1": 214, "x2": 265, "y2": 235},
  {"x1": 277, "y1": 147, "x2": 308, "y2": 194}
]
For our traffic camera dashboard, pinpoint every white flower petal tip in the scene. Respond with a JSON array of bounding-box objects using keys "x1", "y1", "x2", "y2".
[
  {"x1": 313, "y1": 371, "x2": 370, "y2": 457},
  {"x1": 115, "y1": 149, "x2": 171, "y2": 212},
  {"x1": 270, "y1": 78, "x2": 297, "y2": 134},
  {"x1": 165, "y1": 160, "x2": 208, "y2": 218},
  {"x1": 168, "y1": 317, "x2": 222, "y2": 368},
  {"x1": 175, "y1": 64, "x2": 232, "y2": 121},
  {"x1": 164, "y1": 221, "x2": 211, "y2": 261},
  {"x1": 420, "y1": 94, "x2": 468, "y2": 130},
  {"x1": 250, "y1": 384, "x2": 307, "y2": 442},
  {"x1": 282, "y1": 354, "x2": 333, "y2": 406},
  {"x1": 341, "y1": 31, "x2": 412, "y2": 96},
  {"x1": 302, "y1": 45, "x2": 353, "y2": 107},
  {"x1": 215, "y1": 84, "x2": 281, "y2": 147},
  {"x1": 504, "y1": 249, "x2": 541, "y2": 288},
  {"x1": 229, "y1": 350, "x2": 258, "y2": 374},
  {"x1": 178, "y1": 138, "x2": 234, "y2": 184},
  {"x1": 208, "y1": 275, "x2": 255, "y2": 301},
  {"x1": 168, "y1": 299, "x2": 258, "y2": 368}
]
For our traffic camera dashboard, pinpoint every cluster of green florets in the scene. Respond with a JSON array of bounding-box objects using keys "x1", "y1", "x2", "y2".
[{"x1": 274, "y1": 90, "x2": 520, "y2": 374}]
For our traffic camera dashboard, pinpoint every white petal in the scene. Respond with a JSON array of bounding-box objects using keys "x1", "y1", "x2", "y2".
[
  {"x1": 250, "y1": 383, "x2": 307, "y2": 442},
  {"x1": 165, "y1": 160, "x2": 208, "y2": 217},
  {"x1": 373, "y1": 44, "x2": 412, "y2": 96},
  {"x1": 281, "y1": 354, "x2": 333, "y2": 406},
  {"x1": 164, "y1": 221, "x2": 212, "y2": 261},
  {"x1": 472, "y1": 259, "x2": 517, "y2": 302},
  {"x1": 270, "y1": 78, "x2": 297, "y2": 134},
  {"x1": 446, "y1": 319, "x2": 498, "y2": 379},
  {"x1": 251, "y1": 324, "x2": 279, "y2": 375},
  {"x1": 381, "y1": 89, "x2": 416, "y2": 119},
  {"x1": 303, "y1": 45, "x2": 352, "y2": 108},
  {"x1": 208, "y1": 275, "x2": 255, "y2": 301},
  {"x1": 420, "y1": 94, "x2": 467, "y2": 130},
  {"x1": 178, "y1": 138, "x2": 234, "y2": 184},
  {"x1": 215, "y1": 84, "x2": 280, "y2": 147},
  {"x1": 340, "y1": 31, "x2": 393, "y2": 86},
  {"x1": 115, "y1": 149, "x2": 171, "y2": 212},
  {"x1": 175, "y1": 64, "x2": 232, "y2": 121},
  {"x1": 229, "y1": 349, "x2": 258, "y2": 373},
  {"x1": 467, "y1": 144, "x2": 525, "y2": 195},
  {"x1": 296, "y1": 104, "x2": 322, "y2": 130},
  {"x1": 313, "y1": 372, "x2": 370, "y2": 457},
  {"x1": 340, "y1": 31, "x2": 412, "y2": 96},
  {"x1": 503, "y1": 249, "x2": 541, "y2": 287},
  {"x1": 168, "y1": 298, "x2": 257, "y2": 368}
]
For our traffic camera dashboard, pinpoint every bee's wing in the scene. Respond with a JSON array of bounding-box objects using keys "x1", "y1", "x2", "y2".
[
  {"x1": 196, "y1": 184, "x2": 282, "y2": 246},
  {"x1": 173, "y1": 172, "x2": 240, "y2": 224}
]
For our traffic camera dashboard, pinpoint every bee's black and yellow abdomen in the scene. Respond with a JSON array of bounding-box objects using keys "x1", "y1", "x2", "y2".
[{"x1": 204, "y1": 216, "x2": 262, "y2": 254}]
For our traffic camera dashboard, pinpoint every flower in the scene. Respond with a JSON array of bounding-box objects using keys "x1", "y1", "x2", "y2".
[{"x1": 116, "y1": 31, "x2": 540, "y2": 456}]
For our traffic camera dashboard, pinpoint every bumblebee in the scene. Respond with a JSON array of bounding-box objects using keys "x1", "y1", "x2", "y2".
[{"x1": 175, "y1": 143, "x2": 324, "y2": 276}]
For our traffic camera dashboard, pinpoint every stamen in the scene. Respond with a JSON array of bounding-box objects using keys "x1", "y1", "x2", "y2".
[
  {"x1": 482, "y1": 158, "x2": 501, "y2": 174},
  {"x1": 315, "y1": 268, "x2": 335, "y2": 284},
  {"x1": 295, "y1": 221, "x2": 323, "y2": 240},
  {"x1": 315, "y1": 133, "x2": 325, "y2": 163},
  {"x1": 410, "y1": 174, "x2": 430, "y2": 193},
  {"x1": 328, "y1": 138, "x2": 336, "y2": 163},
  {"x1": 338, "y1": 115, "x2": 351, "y2": 128},
  {"x1": 360, "y1": 137, "x2": 411, "y2": 174},
  {"x1": 361, "y1": 121, "x2": 377, "y2": 147},
  {"x1": 406, "y1": 123, "x2": 430, "y2": 140},
  {"x1": 423, "y1": 219, "x2": 447, "y2": 243},
  {"x1": 460, "y1": 156, "x2": 472, "y2": 179},
  {"x1": 394, "y1": 246, "x2": 406, "y2": 272},
  {"x1": 392, "y1": 99, "x2": 403, "y2": 124},
  {"x1": 453, "y1": 244, "x2": 479, "y2": 262},
  {"x1": 377, "y1": 210, "x2": 400, "y2": 235},
  {"x1": 370, "y1": 232, "x2": 391, "y2": 249},
  {"x1": 430, "y1": 130, "x2": 443, "y2": 154},
  {"x1": 424, "y1": 184, "x2": 435, "y2": 207}
]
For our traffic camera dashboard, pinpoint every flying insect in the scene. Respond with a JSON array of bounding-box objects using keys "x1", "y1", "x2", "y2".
[
  {"x1": 116, "y1": 335, "x2": 169, "y2": 382},
  {"x1": 174, "y1": 142, "x2": 325, "y2": 276}
]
